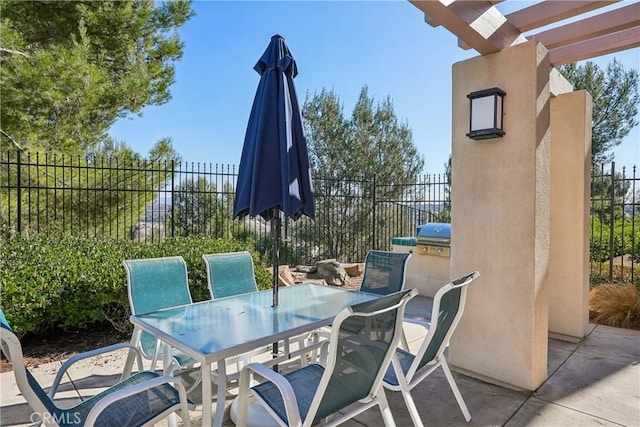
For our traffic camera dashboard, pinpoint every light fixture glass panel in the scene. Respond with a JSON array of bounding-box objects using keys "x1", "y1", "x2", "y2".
[{"x1": 471, "y1": 96, "x2": 495, "y2": 131}]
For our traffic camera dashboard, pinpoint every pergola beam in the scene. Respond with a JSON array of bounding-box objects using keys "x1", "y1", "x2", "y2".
[
  {"x1": 505, "y1": 0, "x2": 620, "y2": 32},
  {"x1": 549, "y1": 26, "x2": 640, "y2": 65},
  {"x1": 529, "y1": 3, "x2": 640, "y2": 49},
  {"x1": 409, "y1": 0, "x2": 639, "y2": 67},
  {"x1": 410, "y1": 0, "x2": 526, "y2": 54}
]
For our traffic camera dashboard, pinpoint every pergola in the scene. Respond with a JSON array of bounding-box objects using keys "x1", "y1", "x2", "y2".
[
  {"x1": 410, "y1": 0, "x2": 639, "y2": 66},
  {"x1": 404, "y1": 0, "x2": 638, "y2": 390}
]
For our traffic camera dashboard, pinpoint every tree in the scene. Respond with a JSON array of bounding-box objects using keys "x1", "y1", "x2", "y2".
[
  {"x1": 170, "y1": 178, "x2": 235, "y2": 238},
  {"x1": 300, "y1": 87, "x2": 425, "y2": 261},
  {"x1": 304, "y1": 87, "x2": 424, "y2": 185},
  {"x1": 433, "y1": 155, "x2": 452, "y2": 223},
  {"x1": 0, "y1": 0, "x2": 194, "y2": 154},
  {"x1": 560, "y1": 60, "x2": 639, "y2": 266},
  {"x1": 559, "y1": 59, "x2": 639, "y2": 166}
]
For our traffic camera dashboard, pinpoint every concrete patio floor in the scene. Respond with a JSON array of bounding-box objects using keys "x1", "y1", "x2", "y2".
[{"x1": 1, "y1": 322, "x2": 638, "y2": 426}]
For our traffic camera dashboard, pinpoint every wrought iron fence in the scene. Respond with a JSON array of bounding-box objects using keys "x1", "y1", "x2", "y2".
[
  {"x1": 1, "y1": 151, "x2": 637, "y2": 284},
  {"x1": 0, "y1": 151, "x2": 447, "y2": 265},
  {"x1": 590, "y1": 162, "x2": 638, "y2": 285}
]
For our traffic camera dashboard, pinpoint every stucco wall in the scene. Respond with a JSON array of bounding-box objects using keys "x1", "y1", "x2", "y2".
[
  {"x1": 449, "y1": 40, "x2": 550, "y2": 390},
  {"x1": 548, "y1": 90, "x2": 592, "y2": 340}
]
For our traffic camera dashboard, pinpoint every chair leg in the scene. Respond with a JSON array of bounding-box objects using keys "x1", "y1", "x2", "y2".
[
  {"x1": 376, "y1": 388, "x2": 396, "y2": 427},
  {"x1": 308, "y1": 331, "x2": 321, "y2": 363},
  {"x1": 400, "y1": 327, "x2": 410, "y2": 351},
  {"x1": 399, "y1": 385, "x2": 424, "y2": 427},
  {"x1": 296, "y1": 335, "x2": 309, "y2": 367},
  {"x1": 175, "y1": 381, "x2": 192, "y2": 427},
  {"x1": 151, "y1": 338, "x2": 161, "y2": 371},
  {"x1": 441, "y1": 359, "x2": 471, "y2": 422},
  {"x1": 124, "y1": 328, "x2": 142, "y2": 377},
  {"x1": 237, "y1": 368, "x2": 253, "y2": 427},
  {"x1": 122, "y1": 347, "x2": 138, "y2": 379}
]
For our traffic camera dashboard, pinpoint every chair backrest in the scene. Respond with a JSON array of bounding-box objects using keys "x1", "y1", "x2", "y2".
[
  {"x1": 309, "y1": 288, "x2": 417, "y2": 423},
  {"x1": 0, "y1": 310, "x2": 62, "y2": 420},
  {"x1": 360, "y1": 250, "x2": 411, "y2": 295},
  {"x1": 123, "y1": 256, "x2": 192, "y2": 358},
  {"x1": 202, "y1": 251, "x2": 258, "y2": 299},
  {"x1": 123, "y1": 256, "x2": 192, "y2": 316},
  {"x1": 410, "y1": 271, "x2": 480, "y2": 377}
]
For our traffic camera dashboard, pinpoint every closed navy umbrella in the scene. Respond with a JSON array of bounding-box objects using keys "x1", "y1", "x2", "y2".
[{"x1": 234, "y1": 34, "x2": 315, "y2": 308}]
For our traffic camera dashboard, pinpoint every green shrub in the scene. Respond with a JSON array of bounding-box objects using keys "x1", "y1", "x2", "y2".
[
  {"x1": 0, "y1": 234, "x2": 271, "y2": 336},
  {"x1": 590, "y1": 216, "x2": 640, "y2": 262}
]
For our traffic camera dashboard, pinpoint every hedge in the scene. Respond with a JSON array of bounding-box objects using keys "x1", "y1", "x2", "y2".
[{"x1": 0, "y1": 234, "x2": 272, "y2": 336}]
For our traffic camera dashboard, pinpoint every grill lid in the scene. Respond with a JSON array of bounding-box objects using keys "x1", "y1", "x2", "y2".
[{"x1": 417, "y1": 222, "x2": 451, "y2": 245}]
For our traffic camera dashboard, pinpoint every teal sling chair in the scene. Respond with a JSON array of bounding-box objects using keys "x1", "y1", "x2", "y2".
[
  {"x1": 0, "y1": 309, "x2": 191, "y2": 426},
  {"x1": 237, "y1": 289, "x2": 418, "y2": 427}
]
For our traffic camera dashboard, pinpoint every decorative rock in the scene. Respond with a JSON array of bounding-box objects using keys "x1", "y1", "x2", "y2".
[
  {"x1": 343, "y1": 263, "x2": 364, "y2": 277},
  {"x1": 316, "y1": 259, "x2": 348, "y2": 286},
  {"x1": 294, "y1": 265, "x2": 318, "y2": 274},
  {"x1": 266, "y1": 265, "x2": 296, "y2": 286}
]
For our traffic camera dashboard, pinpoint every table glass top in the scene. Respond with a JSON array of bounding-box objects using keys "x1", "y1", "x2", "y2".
[{"x1": 130, "y1": 284, "x2": 378, "y2": 360}]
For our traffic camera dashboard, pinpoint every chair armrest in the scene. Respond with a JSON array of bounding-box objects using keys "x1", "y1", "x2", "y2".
[
  {"x1": 49, "y1": 343, "x2": 144, "y2": 398},
  {"x1": 83, "y1": 374, "x2": 192, "y2": 427},
  {"x1": 238, "y1": 362, "x2": 302, "y2": 427}
]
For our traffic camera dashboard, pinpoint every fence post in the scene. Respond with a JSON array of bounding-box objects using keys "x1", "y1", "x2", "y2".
[
  {"x1": 609, "y1": 161, "x2": 615, "y2": 283},
  {"x1": 372, "y1": 173, "x2": 377, "y2": 250},
  {"x1": 16, "y1": 150, "x2": 22, "y2": 233},
  {"x1": 170, "y1": 160, "x2": 175, "y2": 238}
]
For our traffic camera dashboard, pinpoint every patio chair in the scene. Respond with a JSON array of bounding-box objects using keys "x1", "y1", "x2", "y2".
[
  {"x1": 360, "y1": 250, "x2": 411, "y2": 296},
  {"x1": 203, "y1": 251, "x2": 259, "y2": 299},
  {"x1": 359, "y1": 250, "x2": 412, "y2": 350},
  {"x1": 123, "y1": 256, "x2": 200, "y2": 389},
  {"x1": 382, "y1": 271, "x2": 480, "y2": 426},
  {"x1": 203, "y1": 251, "x2": 313, "y2": 369},
  {"x1": 236, "y1": 288, "x2": 418, "y2": 427},
  {"x1": 0, "y1": 310, "x2": 192, "y2": 427},
  {"x1": 310, "y1": 250, "x2": 413, "y2": 361}
]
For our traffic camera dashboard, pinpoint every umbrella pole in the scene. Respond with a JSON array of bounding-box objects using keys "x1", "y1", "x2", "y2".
[
  {"x1": 271, "y1": 208, "x2": 281, "y2": 371},
  {"x1": 271, "y1": 208, "x2": 280, "y2": 308}
]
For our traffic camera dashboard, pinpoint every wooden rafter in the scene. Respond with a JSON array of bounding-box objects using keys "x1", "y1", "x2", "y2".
[
  {"x1": 550, "y1": 27, "x2": 640, "y2": 65},
  {"x1": 410, "y1": 0, "x2": 526, "y2": 54},
  {"x1": 505, "y1": 1, "x2": 620, "y2": 32},
  {"x1": 409, "y1": 0, "x2": 639, "y2": 66},
  {"x1": 528, "y1": 3, "x2": 640, "y2": 49}
]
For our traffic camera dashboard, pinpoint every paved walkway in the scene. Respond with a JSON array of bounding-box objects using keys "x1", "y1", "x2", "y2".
[{"x1": 1, "y1": 323, "x2": 638, "y2": 426}]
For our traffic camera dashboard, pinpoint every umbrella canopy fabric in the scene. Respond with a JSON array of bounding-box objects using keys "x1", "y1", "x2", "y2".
[{"x1": 233, "y1": 34, "x2": 315, "y2": 222}]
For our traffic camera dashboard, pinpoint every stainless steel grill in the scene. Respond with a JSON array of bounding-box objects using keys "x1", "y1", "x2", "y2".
[{"x1": 416, "y1": 223, "x2": 451, "y2": 257}]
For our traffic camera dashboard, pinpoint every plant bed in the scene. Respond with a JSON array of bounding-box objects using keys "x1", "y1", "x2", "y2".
[{"x1": 0, "y1": 323, "x2": 129, "y2": 373}]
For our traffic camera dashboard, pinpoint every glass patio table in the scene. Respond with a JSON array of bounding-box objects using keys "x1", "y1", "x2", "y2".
[{"x1": 129, "y1": 283, "x2": 380, "y2": 427}]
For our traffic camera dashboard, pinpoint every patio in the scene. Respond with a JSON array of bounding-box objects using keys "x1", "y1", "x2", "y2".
[{"x1": 1, "y1": 320, "x2": 638, "y2": 426}]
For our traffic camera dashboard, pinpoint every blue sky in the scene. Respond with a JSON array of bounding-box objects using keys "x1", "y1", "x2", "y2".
[{"x1": 109, "y1": 1, "x2": 640, "y2": 174}]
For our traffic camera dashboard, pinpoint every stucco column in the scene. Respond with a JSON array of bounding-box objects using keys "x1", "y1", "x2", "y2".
[
  {"x1": 449, "y1": 40, "x2": 550, "y2": 390},
  {"x1": 548, "y1": 91, "x2": 592, "y2": 341}
]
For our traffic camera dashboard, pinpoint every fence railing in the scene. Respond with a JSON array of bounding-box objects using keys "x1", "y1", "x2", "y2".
[
  {"x1": 0, "y1": 151, "x2": 448, "y2": 265},
  {"x1": 590, "y1": 162, "x2": 638, "y2": 285},
  {"x1": 1, "y1": 151, "x2": 637, "y2": 284}
]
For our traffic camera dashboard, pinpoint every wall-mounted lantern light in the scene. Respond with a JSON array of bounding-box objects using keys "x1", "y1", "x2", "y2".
[{"x1": 466, "y1": 87, "x2": 506, "y2": 140}]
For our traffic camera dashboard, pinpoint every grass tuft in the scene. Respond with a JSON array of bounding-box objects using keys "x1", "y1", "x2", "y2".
[{"x1": 589, "y1": 283, "x2": 640, "y2": 330}]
